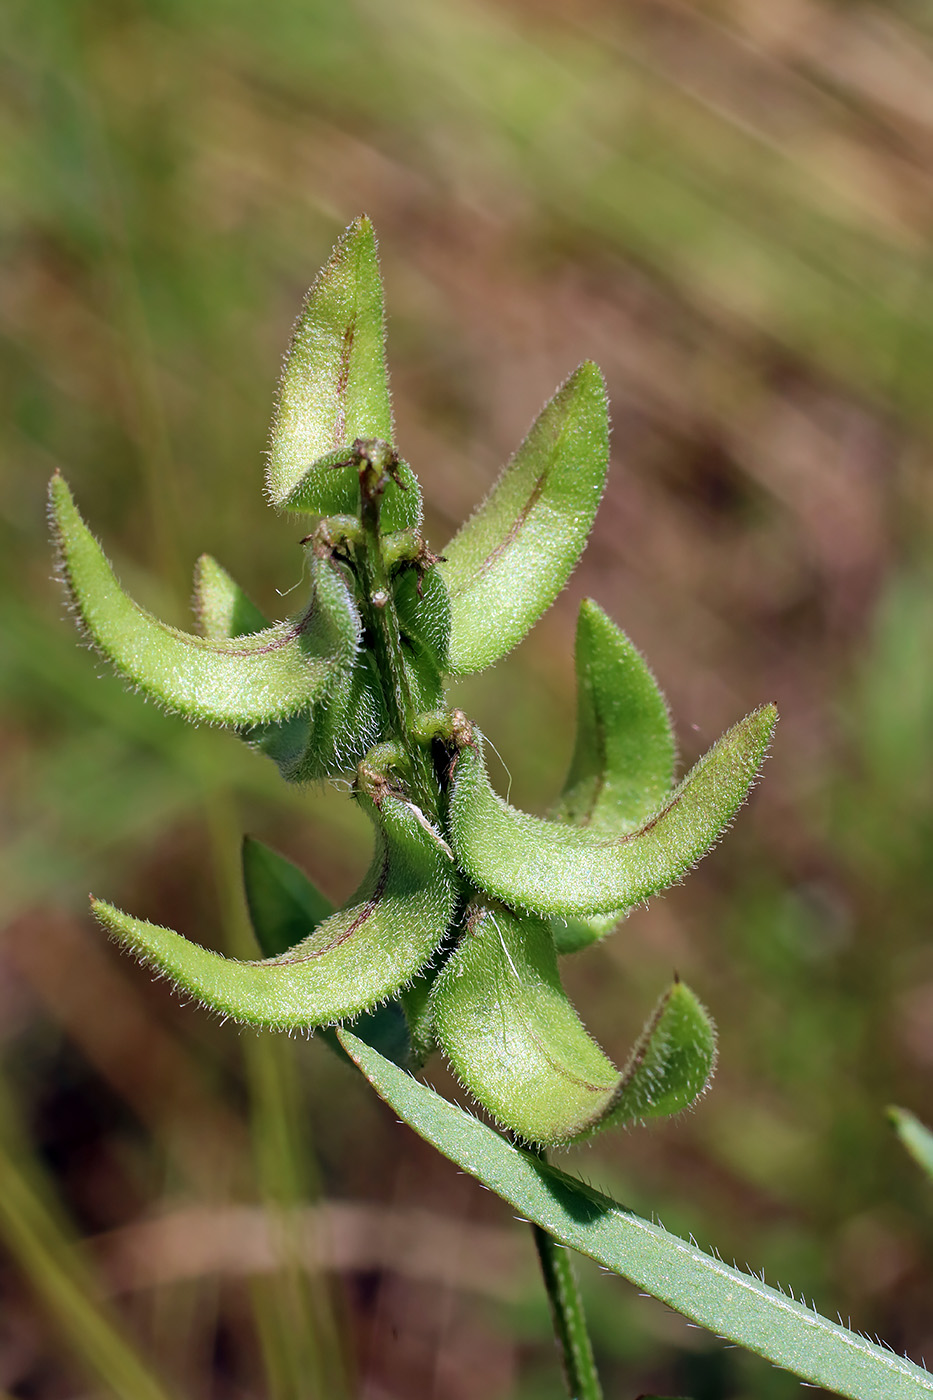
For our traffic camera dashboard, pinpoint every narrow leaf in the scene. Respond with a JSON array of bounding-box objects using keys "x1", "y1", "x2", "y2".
[
  {"x1": 93, "y1": 788, "x2": 458, "y2": 1029},
  {"x1": 889, "y1": 1107, "x2": 933, "y2": 1183},
  {"x1": 50, "y1": 474, "x2": 358, "y2": 726},
  {"x1": 339, "y1": 1031, "x2": 933, "y2": 1400},
  {"x1": 449, "y1": 707, "x2": 776, "y2": 918},
  {"x1": 550, "y1": 599, "x2": 675, "y2": 951},
  {"x1": 193, "y1": 554, "x2": 269, "y2": 639},
  {"x1": 439, "y1": 363, "x2": 609, "y2": 674},
  {"x1": 603, "y1": 981, "x2": 716, "y2": 1130},
  {"x1": 242, "y1": 836, "x2": 334, "y2": 958},
  {"x1": 433, "y1": 901, "x2": 619, "y2": 1146}
]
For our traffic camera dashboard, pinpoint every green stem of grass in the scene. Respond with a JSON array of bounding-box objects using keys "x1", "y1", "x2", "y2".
[{"x1": 0, "y1": 1076, "x2": 177, "y2": 1400}]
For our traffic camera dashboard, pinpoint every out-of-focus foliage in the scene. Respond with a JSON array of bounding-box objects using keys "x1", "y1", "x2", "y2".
[{"x1": 1, "y1": 0, "x2": 932, "y2": 1396}]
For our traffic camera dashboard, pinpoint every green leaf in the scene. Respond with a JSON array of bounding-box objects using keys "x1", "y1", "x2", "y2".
[
  {"x1": 433, "y1": 901, "x2": 619, "y2": 1145},
  {"x1": 603, "y1": 980, "x2": 716, "y2": 1130},
  {"x1": 50, "y1": 474, "x2": 358, "y2": 727},
  {"x1": 93, "y1": 786, "x2": 458, "y2": 1029},
  {"x1": 193, "y1": 555, "x2": 269, "y2": 640},
  {"x1": 267, "y1": 216, "x2": 419, "y2": 530},
  {"x1": 338, "y1": 1031, "x2": 933, "y2": 1400},
  {"x1": 242, "y1": 836, "x2": 334, "y2": 957},
  {"x1": 439, "y1": 363, "x2": 609, "y2": 674},
  {"x1": 449, "y1": 706, "x2": 776, "y2": 918},
  {"x1": 888, "y1": 1106, "x2": 933, "y2": 1183},
  {"x1": 550, "y1": 599, "x2": 675, "y2": 952}
]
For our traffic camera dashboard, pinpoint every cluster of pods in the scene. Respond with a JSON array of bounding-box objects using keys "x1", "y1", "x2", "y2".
[{"x1": 50, "y1": 218, "x2": 775, "y2": 1148}]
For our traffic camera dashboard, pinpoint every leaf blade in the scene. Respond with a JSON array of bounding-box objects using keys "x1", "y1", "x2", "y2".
[
  {"x1": 242, "y1": 836, "x2": 334, "y2": 958},
  {"x1": 339, "y1": 1031, "x2": 933, "y2": 1400},
  {"x1": 439, "y1": 363, "x2": 609, "y2": 674},
  {"x1": 889, "y1": 1107, "x2": 933, "y2": 1184}
]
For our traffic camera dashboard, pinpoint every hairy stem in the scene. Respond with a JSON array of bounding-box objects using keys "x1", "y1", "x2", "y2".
[
  {"x1": 356, "y1": 451, "x2": 438, "y2": 817},
  {"x1": 530, "y1": 1149, "x2": 603, "y2": 1400}
]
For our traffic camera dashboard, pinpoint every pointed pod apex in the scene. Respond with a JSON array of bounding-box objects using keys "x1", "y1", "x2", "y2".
[
  {"x1": 267, "y1": 216, "x2": 405, "y2": 522},
  {"x1": 597, "y1": 980, "x2": 718, "y2": 1133},
  {"x1": 449, "y1": 704, "x2": 776, "y2": 920}
]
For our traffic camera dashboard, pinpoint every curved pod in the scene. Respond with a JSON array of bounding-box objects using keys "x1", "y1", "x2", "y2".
[
  {"x1": 93, "y1": 788, "x2": 458, "y2": 1029},
  {"x1": 439, "y1": 363, "x2": 609, "y2": 674},
  {"x1": 449, "y1": 707, "x2": 777, "y2": 918},
  {"x1": 434, "y1": 902, "x2": 620, "y2": 1146},
  {"x1": 50, "y1": 474, "x2": 359, "y2": 726}
]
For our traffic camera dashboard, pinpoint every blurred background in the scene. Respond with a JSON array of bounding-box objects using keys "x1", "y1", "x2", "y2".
[{"x1": 2, "y1": 0, "x2": 933, "y2": 1396}]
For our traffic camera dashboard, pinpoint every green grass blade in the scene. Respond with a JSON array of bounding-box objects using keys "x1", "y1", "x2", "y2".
[
  {"x1": 889, "y1": 1107, "x2": 933, "y2": 1184},
  {"x1": 439, "y1": 362, "x2": 609, "y2": 674},
  {"x1": 0, "y1": 1084, "x2": 178, "y2": 1400},
  {"x1": 338, "y1": 1031, "x2": 933, "y2": 1400}
]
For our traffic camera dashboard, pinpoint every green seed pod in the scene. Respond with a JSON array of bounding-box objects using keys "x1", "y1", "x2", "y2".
[
  {"x1": 192, "y1": 550, "x2": 388, "y2": 779},
  {"x1": 50, "y1": 473, "x2": 358, "y2": 727},
  {"x1": 597, "y1": 980, "x2": 717, "y2": 1133},
  {"x1": 92, "y1": 775, "x2": 458, "y2": 1030},
  {"x1": 439, "y1": 362, "x2": 609, "y2": 674},
  {"x1": 448, "y1": 706, "x2": 777, "y2": 919},
  {"x1": 393, "y1": 563, "x2": 450, "y2": 712},
  {"x1": 193, "y1": 554, "x2": 269, "y2": 640},
  {"x1": 433, "y1": 900, "x2": 619, "y2": 1147},
  {"x1": 267, "y1": 216, "x2": 419, "y2": 531},
  {"x1": 550, "y1": 599, "x2": 676, "y2": 952}
]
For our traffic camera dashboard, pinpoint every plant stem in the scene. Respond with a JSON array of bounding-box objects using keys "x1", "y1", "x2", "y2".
[
  {"x1": 356, "y1": 450, "x2": 439, "y2": 817},
  {"x1": 531, "y1": 1219, "x2": 603, "y2": 1400}
]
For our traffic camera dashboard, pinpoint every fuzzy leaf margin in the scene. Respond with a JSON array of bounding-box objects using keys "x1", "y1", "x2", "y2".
[{"x1": 339, "y1": 1030, "x2": 933, "y2": 1400}]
